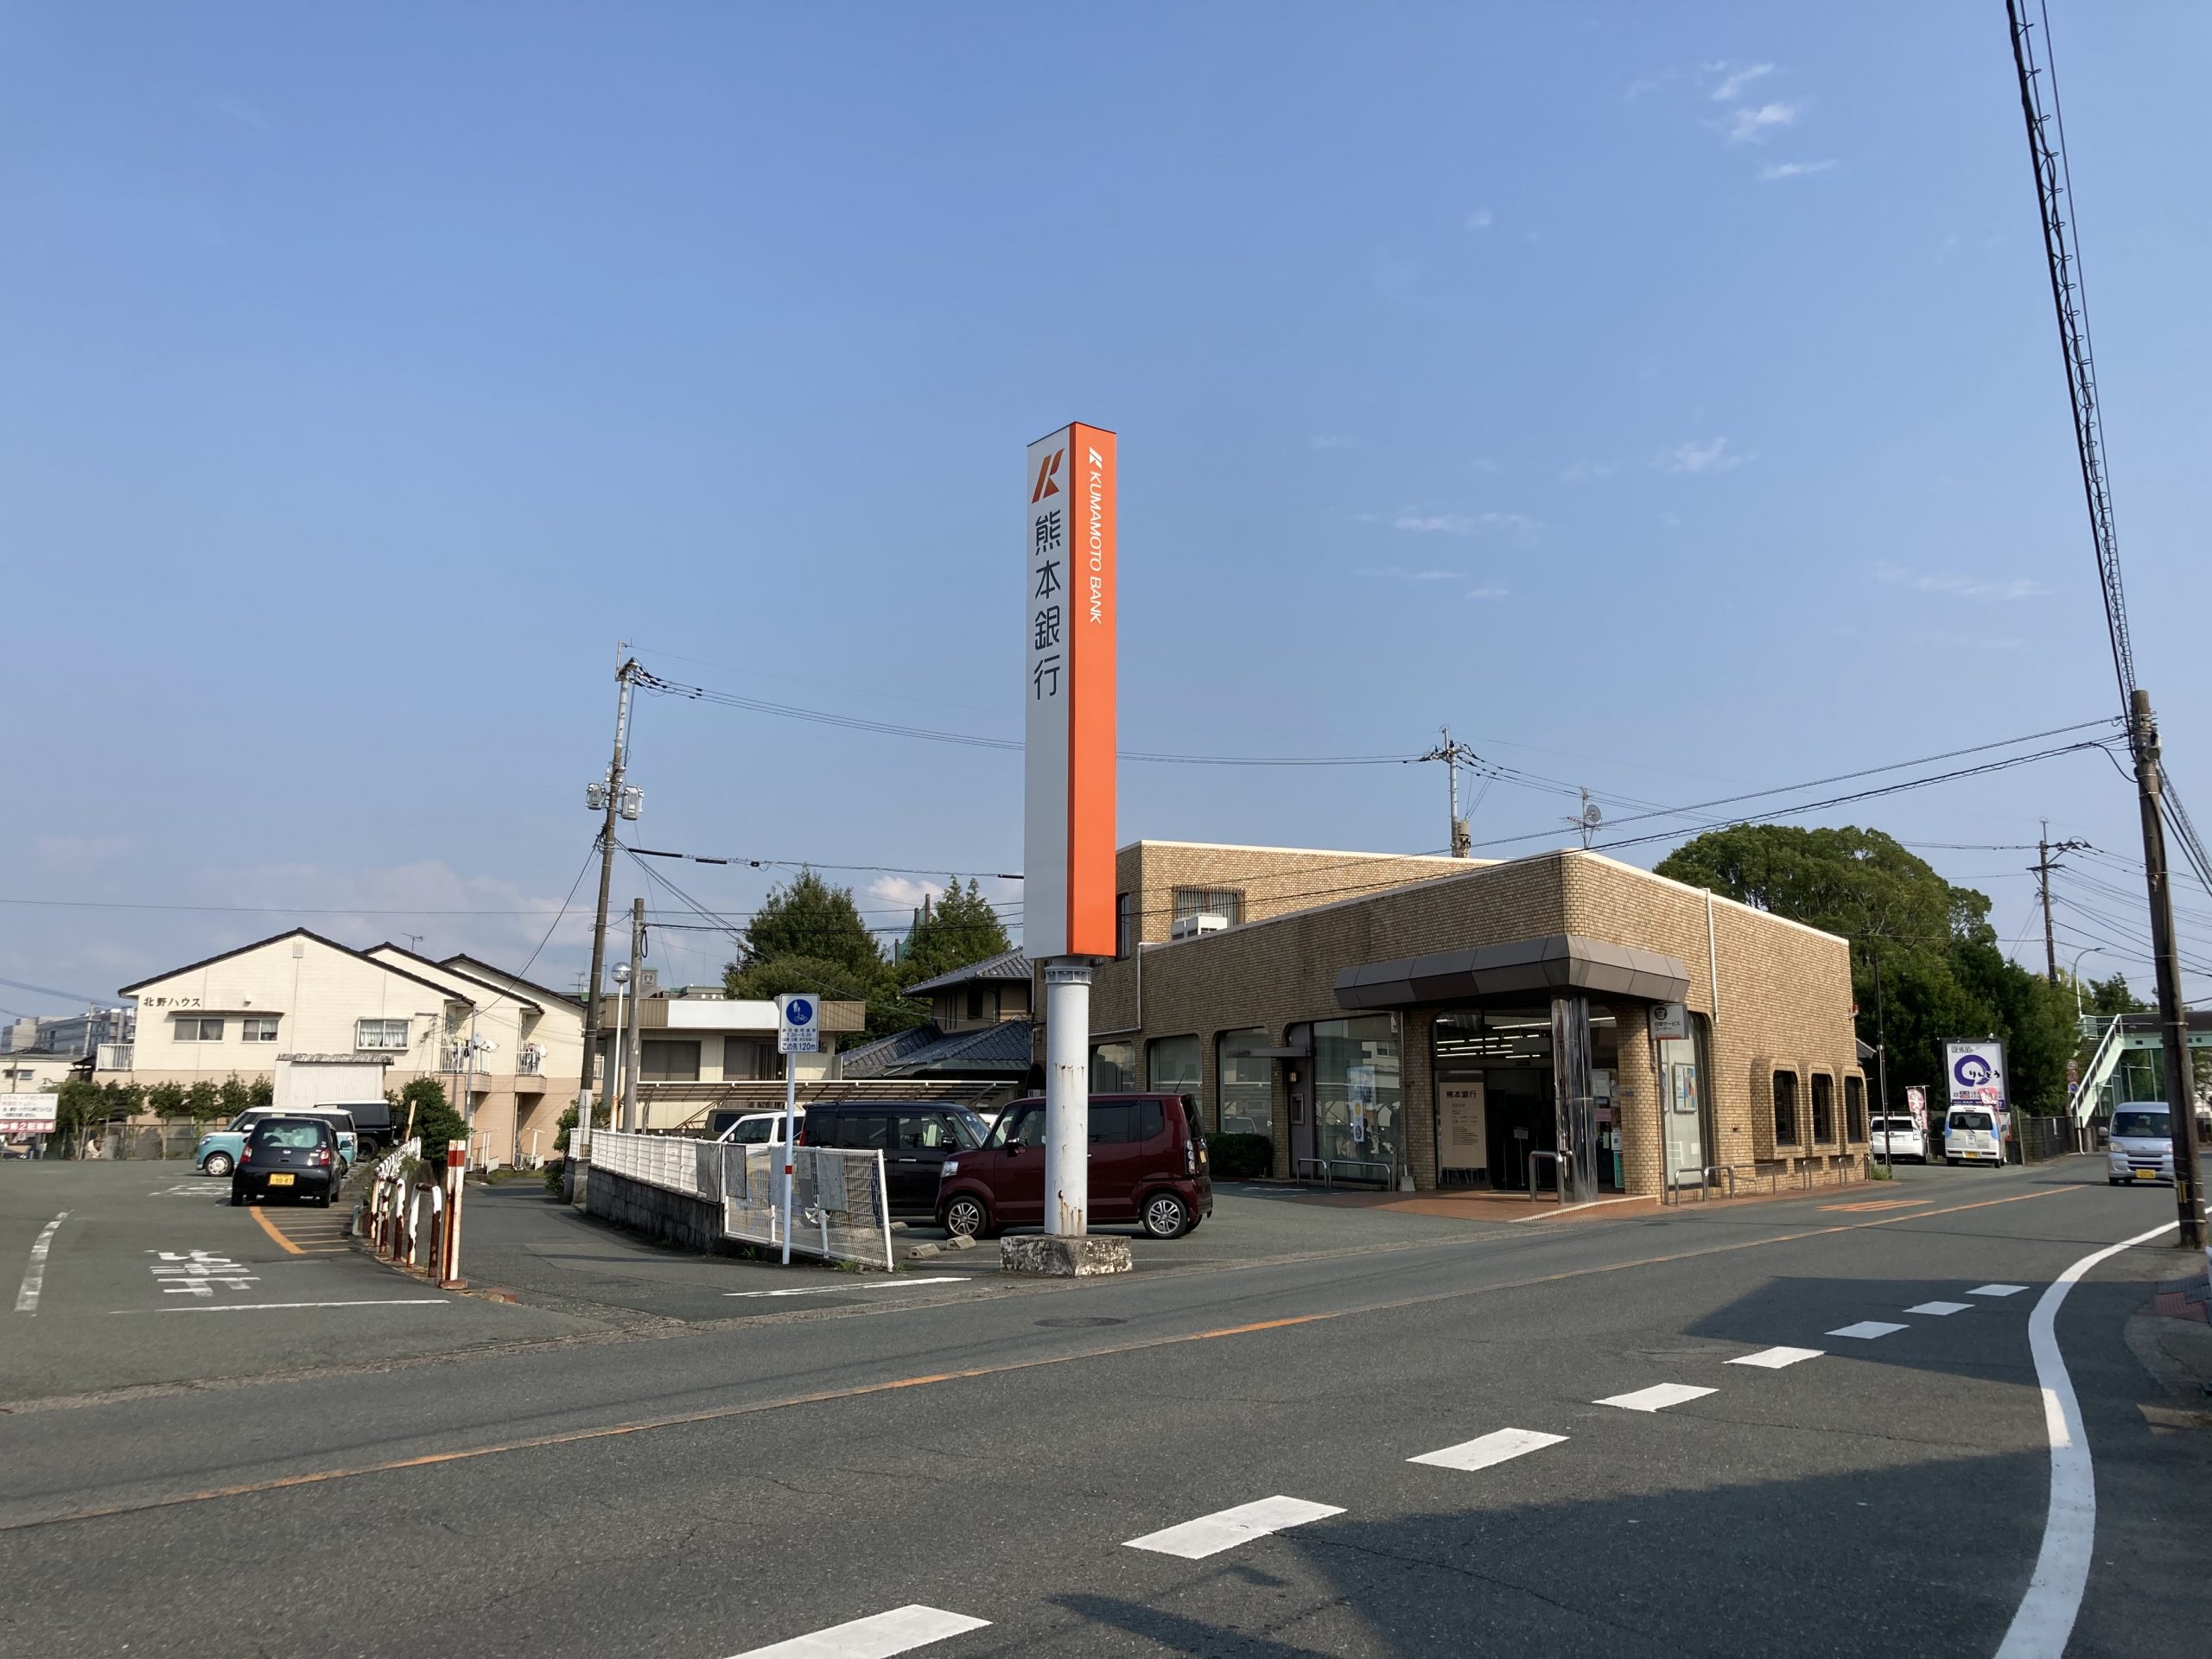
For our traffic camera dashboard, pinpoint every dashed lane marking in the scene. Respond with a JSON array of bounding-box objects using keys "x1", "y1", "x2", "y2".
[
  {"x1": 1819, "y1": 1198, "x2": 1931, "y2": 1212},
  {"x1": 1973, "y1": 1283, "x2": 2031, "y2": 1297},
  {"x1": 1124, "y1": 1496, "x2": 1344, "y2": 1560},
  {"x1": 724, "y1": 1277, "x2": 972, "y2": 1300},
  {"x1": 1827, "y1": 1320, "x2": 1909, "y2": 1339},
  {"x1": 245, "y1": 1205, "x2": 305, "y2": 1256},
  {"x1": 728, "y1": 1604, "x2": 989, "y2": 1658},
  {"x1": 1408, "y1": 1427, "x2": 1567, "y2": 1471},
  {"x1": 1904, "y1": 1300, "x2": 1974, "y2": 1316},
  {"x1": 13, "y1": 1212, "x2": 67, "y2": 1314},
  {"x1": 1594, "y1": 1383, "x2": 1717, "y2": 1413},
  {"x1": 1728, "y1": 1345, "x2": 1824, "y2": 1370}
]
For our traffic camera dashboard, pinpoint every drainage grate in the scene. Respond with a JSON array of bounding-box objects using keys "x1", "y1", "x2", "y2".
[{"x1": 1035, "y1": 1316, "x2": 1127, "y2": 1329}]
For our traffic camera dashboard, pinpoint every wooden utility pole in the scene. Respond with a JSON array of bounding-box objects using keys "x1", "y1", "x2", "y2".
[{"x1": 2129, "y1": 691, "x2": 2205, "y2": 1251}]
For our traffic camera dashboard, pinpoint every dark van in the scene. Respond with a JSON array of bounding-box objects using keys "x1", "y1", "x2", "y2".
[
  {"x1": 934, "y1": 1092, "x2": 1211, "y2": 1241},
  {"x1": 795, "y1": 1101, "x2": 992, "y2": 1219}
]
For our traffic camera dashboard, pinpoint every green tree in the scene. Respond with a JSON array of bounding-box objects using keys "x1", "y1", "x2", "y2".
[
  {"x1": 1656, "y1": 824, "x2": 2079, "y2": 1113},
  {"x1": 395, "y1": 1077, "x2": 469, "y2": 1164},
  {"x1": 2082, "y1": 973, "x2": 2147, "y2": 1016},
  {"x1": 731, "y1": 869, "x2": 883, "y2": 982},
  {"x1": 898, "y1": 879, "x2": 1012, "y2": 986},
  {"x1": 54, "y1": 1079, "x2": 111, "y2": 1154}
]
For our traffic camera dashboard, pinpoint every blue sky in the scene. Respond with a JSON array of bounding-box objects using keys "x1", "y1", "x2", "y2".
[{"x1": 3, "y1": 3, "x2": 2209, "y2": 1013}]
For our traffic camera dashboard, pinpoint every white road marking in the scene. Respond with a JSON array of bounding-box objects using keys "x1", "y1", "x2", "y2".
[
  {"x1": 1594, "y1": 1382, "x2": 1717, "y2": 1413},
  {"x1": 1993, "y1": 1219, "x2": 2176, "y2": 1659},
  {"x1": 1408, "y1": 1427, "x2": 1567, "y2": 1471},
  {"x1": 727, "y1": 1604, "x2": 989, "y2": 1658},
  {"x1": 724, "y1": 1277, "x2": 971, "y2": 1299},
  {"x1": 13, "y1": 1211, "x2": 67, "y2": 1314},
  {"x1": 1728, "y1": 1345, "x2": 1824, "y2": 1370},
  {"x1": 1124, "y1": 1495, "x2": 1344, "y2": 1559},
  {"x1": 1904, "y1": 1300, "x2": 1973, "y2": 1316},
  {"x1": 145, "y1": 1299, "x2": 450, "y2": 1314},
  {"x1": 147, "y1": 1249, "x2": 257, "y2": 1297},
  {"x1": 1972, "y1": 1283, "x2": 2031, "y2": 1298},
  {"x1": 1827, "y1": 1320, "x2": 1908, "y2": 1340}
]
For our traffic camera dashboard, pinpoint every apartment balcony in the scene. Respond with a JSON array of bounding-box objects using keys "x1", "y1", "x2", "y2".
[{"x1": 98, "y1": 1043, "x2": 133, "y2": 1072}]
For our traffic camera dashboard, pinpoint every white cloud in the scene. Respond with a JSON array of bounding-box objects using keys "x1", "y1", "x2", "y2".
[
  {"x1": 1873, "y1": 561, "x2": 2048, "y2": 601},
  {"x1": 1560, "y1": 458, "x2": 1618, "y2": 482},
  {"x1": 1758, "y1": 159, "x2": 1837, "y2": 181},
  {"x1": 1464, "y1": 586, "x2": 1510, "y2": 601},
  {"x1": 1309, "y1": 434, "x2": 1361, "y2": 450},
  {"x1": 1662, "y1": 438, "x2": 1746, "y2": 474},
  {"x1": 1708, "y1": 62, "x2": 1776, "y2": 102},
  {"x1": 868, "y1": 875, "x2": 944, "y2": 911},
  {"x1": 1727, "y1": 101, "x2": 1799, "y2": 143},
  {"x1": 1465, "y1": 207, "x2": 1494, "y2": 231},
  {"x1": 1389, "y1": 510, "x2": 1541, "y2": 537},
  {"x1": 215, "y1": 94, "x2": 271, "y2": 131}
]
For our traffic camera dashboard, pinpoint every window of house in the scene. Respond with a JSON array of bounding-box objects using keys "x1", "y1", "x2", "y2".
[
  {"x1": 1844, "y1": 1075, "x2": 1867, "y2": 1142},
  {"x1": 1810, "y1": 1074, "x2": 1836, "y2": 1144},
  {"x1": 964, "y1": 985, "x2": 998, "y2": 1022},
  {"x1": 720, "y1": 1038, "x2": 765, "y2": 1081},
  {"x1": 1216, "y1": 1028, "x2": 1275, "y2": 1140},
  {"x1": 1147, "y1": 1033, "x2": 1201, "y2": 1101},
  {"x1": 1116, "y1": 892, "x2": 1135, "y2": 960},
  {"x1": 1772, "y1": 1070, "x2": 1801, "y2": 1146},
  {"x1": 1090, "y1": 1040, "x2": 1136, "y2": 1092},
  {"x1": 240, "y1": 1015, "x2": 280, "y2": 1043},
  {"x1": 640, "y1": 1039, "x2": 702, "y2": 1082},
  {"x1": 356, "y1": 1019, "x2": 410, "y2": 1052},
  {"x1": 1172, "y1": 887, "x2": 1243, "y2": 925},
  {"x1": 174, "y1": 1016, "x2": 226, "y2": 1042}
]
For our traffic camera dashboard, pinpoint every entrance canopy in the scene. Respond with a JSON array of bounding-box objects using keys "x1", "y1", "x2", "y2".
[{"x1": 1332, "y1": 933, "x2": 1690, "y2": 1012}]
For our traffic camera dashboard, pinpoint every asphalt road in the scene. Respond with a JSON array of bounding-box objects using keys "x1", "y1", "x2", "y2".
[{"x1": 3, "y1": 1157, "x2": 2206, "y2": 1657}]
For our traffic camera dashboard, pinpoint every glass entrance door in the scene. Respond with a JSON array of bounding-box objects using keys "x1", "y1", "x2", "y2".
[{"x1": 1660, "y1": 1035, "x2": 1706, "y2": 1185}]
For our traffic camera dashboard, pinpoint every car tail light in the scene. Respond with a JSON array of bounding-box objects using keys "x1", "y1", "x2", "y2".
[
  {"x1": 1185, "y1": 1141, "x2": 1196, "y2": 1175},
  {"x1": 314, "y1": 1148, "x2": 332, "y2": 1166},
  {"x1": 239, "y1": 1147, "x2": 252, "y2": 1163}
]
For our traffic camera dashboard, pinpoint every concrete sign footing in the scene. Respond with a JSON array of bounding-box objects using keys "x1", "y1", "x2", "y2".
[{"x1": 1001, "y1": 1235, "x2": 1132, "y2": 1276}]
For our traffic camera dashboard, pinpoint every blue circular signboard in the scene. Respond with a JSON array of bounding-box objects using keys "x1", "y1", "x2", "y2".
[{"x1": 784, "y1": 997, "x2": 814, "y2": 1027}]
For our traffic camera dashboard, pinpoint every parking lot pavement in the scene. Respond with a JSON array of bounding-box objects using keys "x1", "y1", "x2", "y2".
[{"x1": 1, "y1": 1161, "x2": 586, "y2": 1406}]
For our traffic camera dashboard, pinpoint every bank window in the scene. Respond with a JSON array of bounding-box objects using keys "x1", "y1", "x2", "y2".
[
  {"x1": 1147, "y1": 1033, "x2": 1201, "y2": 1100},
  {"x1": 175, "y1": 1016, "x2": 225, "y2": 1043},
  {"x1": 1772, "y1": 1070, "x2": 1801, "y2": 1147},
  {"x1": 356, "y1": 1018, "x2": 410, "y2": 1051},
  {"x1": 240, "y1": 1015, "x2": 280, "y2": 1043},
  {"x1": 1810, "y1": 1073, "x2": 1836, "y2": 1144},
  {"x1": 1216, "y1": 1027, "x2": 1275, "y2": 1141},
  {"x1": 640, "y1": 1039, "x2": 702, "y2": 1082},
  {"x1": 1313, "y1": 1014, "x2": 1400, "y2": 1183},
  {"x1": 1116, "y1": 892, "x2": 1135, "y2": 959},
  {"x1": 1844, "y1": 1076, "x2": 1866, "y2": 1141},
  {"x1": 1173, "y1": 887, "x2": 1243, "y2": 925},
  {"x1": 1090, "y1": 1040, "x2": 1136, "y2": 1092}
]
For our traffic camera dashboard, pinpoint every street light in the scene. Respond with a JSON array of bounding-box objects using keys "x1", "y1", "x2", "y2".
[{"x1": 2069, "y1": 946, "x2": 2099, "y2": 1020}]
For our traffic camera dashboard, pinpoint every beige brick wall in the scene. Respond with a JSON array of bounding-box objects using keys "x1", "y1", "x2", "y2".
[{"x1": 1043, "y1": 846, "x2": 1862, "y2": 1197}]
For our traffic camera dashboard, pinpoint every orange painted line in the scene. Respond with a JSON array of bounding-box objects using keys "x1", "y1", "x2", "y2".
[
  {"x1": 1, "y1": 1183, "x2": 2074, "y2": 1535},
  {"x1": 245, "y1": 1205, "x2": 304, "y2": 1257}
]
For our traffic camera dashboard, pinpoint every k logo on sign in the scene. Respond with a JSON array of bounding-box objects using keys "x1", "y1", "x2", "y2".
[{"x1": 1031, "y1": 449, "x2": 1064, "y2": 502}]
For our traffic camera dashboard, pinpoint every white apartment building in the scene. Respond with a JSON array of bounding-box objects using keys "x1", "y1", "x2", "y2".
[{"x1": 114, "y1": 929, "x2": 589, "y2": 1167}]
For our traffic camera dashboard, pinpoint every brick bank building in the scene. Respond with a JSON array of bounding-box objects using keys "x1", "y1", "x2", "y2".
[{"x1": 1046, "y1": 841, "x2": 1868, "y2": 1198}]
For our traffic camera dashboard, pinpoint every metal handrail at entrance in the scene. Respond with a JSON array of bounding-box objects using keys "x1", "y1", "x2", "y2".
[
  {"x1": 1527, "y1": 1149, "x2": 1572, "y2": 1205},
  {"x1": 1293, "y1": 1156, "x2": 1394, "y2": 1187}
]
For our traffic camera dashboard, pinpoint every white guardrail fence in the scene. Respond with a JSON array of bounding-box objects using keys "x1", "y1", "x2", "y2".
[{"x1": 588, "y1": 1131, "x2": 893, "y2": 1271}]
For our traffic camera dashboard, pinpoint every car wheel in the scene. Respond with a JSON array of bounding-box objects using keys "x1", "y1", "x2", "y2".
[
  {"x1": 1946, "y1": 1157, "x2": 1959, "y2": 1166},
  {"x1": 1141, "y1": 1192, "x2": 1191, "y2": 1239},
  {"x1": 203, "y1": 1152, "x2": 233, "y2": 1178},
  {"x1": 941, "y1": 1194, "x2": 992, "y2": 1241}
]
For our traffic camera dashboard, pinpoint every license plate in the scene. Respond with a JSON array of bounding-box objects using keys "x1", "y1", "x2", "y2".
[
  {"x1": 2134, "y1": 1168, "x2": 2158, "y2": 1180},
  {"x1": 269, "y1": 1173, "x2": 295, "y2": 1187}
]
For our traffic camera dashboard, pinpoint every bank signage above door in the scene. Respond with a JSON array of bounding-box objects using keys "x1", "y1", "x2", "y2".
[
  {"x1": 1649, "y1": 1001, "x2": 1689, "y2": 1041},
  {"x1": 1024, "y1": 422, "x2": 1117, "y2": 960}
]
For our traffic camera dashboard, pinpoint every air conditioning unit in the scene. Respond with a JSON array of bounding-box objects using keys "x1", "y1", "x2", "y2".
[{"x1": 1170, "y1": 912, "x2": 1231, "y2": 943}]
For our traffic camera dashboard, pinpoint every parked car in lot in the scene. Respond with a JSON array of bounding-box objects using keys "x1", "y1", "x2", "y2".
[
  {"x1": 231, "y1": 1116, "x2": 343, "y2": 1207},
  {"x1": 713, "y1": 1109, "x2": 804, "y2": 1147},
  {"x1": 198, "y1": 1108, "x2": 357, "y2": 1178},
  {"x1": 797, "y1": 1101, "x2": 991, "y2": 1218},
  {"x1": 935, "y1": 1092, "x2": 1211, "y2": 1241},
  {"x1": 1943, "y1": 1107, "x2": 2004, "y2": 1167},
  {"x1": 1869, "y1": 1116, "x2": 1927, "y2": 1163}
]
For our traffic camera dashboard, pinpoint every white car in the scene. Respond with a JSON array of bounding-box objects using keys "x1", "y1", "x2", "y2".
[
  {"x1": 2107, "y1": 1102, "x2": 2177, "y2": 1185},
  {"x1": 1944, "y1": 1107, "x2": 2005, "y2": 1167},
  {"x1": 1869, "y1": 1116, "x2": 1927, "y2": 1163},
  {"x1": 715, "y1": 1109, "x2": 802, "y2": 1147}
]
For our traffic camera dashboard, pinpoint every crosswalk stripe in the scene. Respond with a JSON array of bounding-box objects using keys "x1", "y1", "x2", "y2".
[
  {"x1": 1728, "y1": 1345, "x2": 1824, "y2": 1370},
  {"x1": 1827, "y1": 1320, "x2": 1908, "y2": 1339},
  {"x1": 1593, "y1": 1382, "x2": 1717, "y2": 1413},
  {"x1": 1970, "y1": 1283, "x2": 2031, "y2": 1297},
  {"x1": 1408, "y1": 1427, "x2": 1567, "y2": 1471},
  {"x1": 1904, "y1": 1300, "x2": 1973, "y2": 1316},
  {"x1": 1124, "y1": 1496, "x2": 1344, "y2": 1559},
  {"x1": 726, "y1": 1605, "x2": 988, "y2": 1658}
]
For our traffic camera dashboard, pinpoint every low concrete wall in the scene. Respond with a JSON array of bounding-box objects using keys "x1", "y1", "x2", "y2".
[{"x1": 584, "y1": 1164, "x2": 733, "y2": 1254}]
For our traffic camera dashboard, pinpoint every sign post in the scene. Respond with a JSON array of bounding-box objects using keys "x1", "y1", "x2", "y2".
[
  {"x1": 775, "y1": 993, "x2": 818, "y2": 1266},
  {"x1": 1024, "y1": 422, "x2": 1118, "y2": 1262}
]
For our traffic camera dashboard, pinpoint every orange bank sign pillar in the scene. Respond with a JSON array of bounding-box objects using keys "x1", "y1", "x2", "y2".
[{"x1": 1025, "y1": 423, "x2": 1117, "y2": 1238}]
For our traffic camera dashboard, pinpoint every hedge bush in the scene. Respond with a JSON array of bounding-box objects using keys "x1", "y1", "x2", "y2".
[{"x1": 1208, "y1": 1132, "x2": 1274, "y2": 1180}]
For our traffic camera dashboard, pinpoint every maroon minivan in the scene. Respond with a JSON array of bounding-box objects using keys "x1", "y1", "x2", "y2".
[{"x1": 935, "y1": 1092, "x2": 1211, "y2": 1240}]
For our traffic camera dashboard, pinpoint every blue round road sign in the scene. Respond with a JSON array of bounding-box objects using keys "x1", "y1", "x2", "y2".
[{"x1": 784, "y1": 997, "x2": 814, "y2": 1026}]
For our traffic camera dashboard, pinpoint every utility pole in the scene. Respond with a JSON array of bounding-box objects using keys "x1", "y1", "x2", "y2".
[
  {"x1": 2029, "y1": 822, "x2": 2088, "y2": 983},
  {"x1": 1417, "y1": 728, "x2": 1477, "y2": 856},
  {"x1": 2129, "y1": 690, "x2": 2205, "y2": 1252},
  {"x1": 1873, "y1": 950, "x2": 1891, "y2": 1173},
  {"x1": 621, "y1": 897, "x2": 646, "y2": 1133},
  {"x1": 574, "y1": 658, "x2": 638, "y2": 1174}
]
